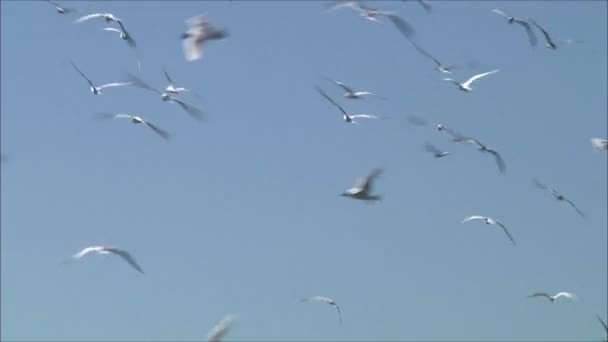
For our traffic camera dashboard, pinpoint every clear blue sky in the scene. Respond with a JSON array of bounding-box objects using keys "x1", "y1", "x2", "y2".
[{"x1": 1, "y1": 1, "x2": 606, "y2": 341}]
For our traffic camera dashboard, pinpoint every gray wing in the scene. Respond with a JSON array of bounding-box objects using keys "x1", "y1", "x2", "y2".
[
  {"x1": 409, "y1": 39, "x2": 441, "y2": 67},
  {"x1": 406, "y1": 115, "x2": 428, "y2": 127},
  {"x1": 597, "y1": 315, "x2": 608, "y2": 334},
  {"x1": 335, "y1": 305, "x2": 343, "y2": 327},
  {"x1": 145, "y1": 121, "x2": 171, "y2": 140},
  {"x1": 170, "y1": 97, "x2": 204, "y2": 121},
  {"x1": 164, "y1": 70, "x2": 174, "y2": 85},
  {"x1": 486, "y1": 149, "x2": 506, "y2": 174},
  {"x1": 528, "y1": 292, "x2": 551, "y2": 299},
  {"x1": 123, "y1": 72, "x2": 162, "y2": 94},
  {"x1": 361, "y1": 168, "x2": 383, "y2": 193},
  {"x1": 531, "y1": 21, "x2": 555, "y2": 47},
  {"x1": 564, "y1": 198, "x2": 586, "y2": 219},
  {"x1": 424, "y1": 142, "x2": 441, "y2": 154},
  {"x1": 513, "y1": 19, "x2": 537, "y2": 47},
  {"x1": 532, "y1": 178, "x2": 549, "y2": 191},
  {"x1": 417, "y1": 0, "x2": 432, "y2": 13},
  {"x1": 70, "y1": 61, "x2": 95, "y2": 88},
  {"x1": 496, "y1": 221, "x2": 516, "y2": 245},
  {"x1": 386, "y1": 14, "x2": 415, "y2": 39},
  {"x1": 316, "y1": 86, "x2": 348, "y2": 116},
  {"x1": 106, "y1": 248, "x2": 144, "y2": 274},
  {"x1": 116, "y1": 21, "x2": 136, "y2": 48}
]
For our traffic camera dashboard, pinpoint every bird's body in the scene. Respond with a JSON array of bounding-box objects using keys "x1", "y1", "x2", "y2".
[
  {"x1": 95, "y1": 113, "x2": 171, "y2": 140},
  {"x1": 71, "y1": 245, "x2": 144, "y2": 273},
  {"x1": 163, "y1": 70, "x2": 191, "y2": 98},
  {"x1": 409, "y1": 40, "x2": 459, "y2": 74},
  {"x1": 444, "y1": 70, "x2": 499, "y2": 92},
  {"x1": 491, "y1": 9, "x2": 537, "y2": 47},
  {"x1": 533, "y1": 179, "x2": 586, "y2": 219},
  {"x1": 70, "y1": 61, "x2": 131, "y2": 95},
  {"x1": 316, "y1": 86, "x2": 383, "y2": 124},
  {"x1": 47, "y1": 0, "x2": 78, "y2": 15},
  {"x1": 591, "y1": 138, "x2": 608, "y2": 151},
  {"x1": 207, "y1": 315, "x2": 237, "y2": 342},
  {"x1": 325, "y1": 78, "x2": 386, "y2": 100},
  {"x1": 341, "y1": 168, "x2": 383, "y2": 201},
  {"x1": 453, "y1": 137, "x2": 506, "y2": 174},
  {"x1": 301, "y1": 296, "x2": 343, "y2": 326},
  {"x1": 462, "y1": 215, "x2": 516, "y2": 245},
  {"x1": 181, "y1": 15, "x2": 228, "y2": 62},
  {"x1": 527, "y1": 291, "x2": 576, "y2": 303}
]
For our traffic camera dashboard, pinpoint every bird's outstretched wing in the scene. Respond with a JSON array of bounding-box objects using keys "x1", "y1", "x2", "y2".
[
  {"x1": 462, "y1": 70, "x2": 499, "y2": 88},
  {"x1": 486, "y1": 149, "x2": 506, "y2": 174},
  {"x1": 528, "y1": 292, "x2": 551, "y2": 299},
  {"x1": 70, "y1": 61, "x2": 95, "y2": 88},
  {"x1": 123, "y1": 72, "x2": 162, "y2": 94},
  {"x1": 316, "y1": 86, "x2": 348, "y2": 116},
  {"x1": 462, "y1": 215, "x2": 486, "y2": 223},
  {"x1": 496, "y1": 221, "x2": 516, "y2": 245},
  {"x1": 144, "y1": 121, "x2": 171, "y2": 140},
  {"x1": 335, "y1": 305, "x2": 343, "y2": 327},
  {"x1": 564, "y1": 199, "x2": 586, "y2": 219},
  {"x1": 106, "y1": 248, "x2": 144, "y2": 274},
  {"x1": 170, "y1": 97, "x2": 205, "y2": 121},
  {"x1": 359, "y1": 168, "x2": 383, "y2": 193},
  {"x1": 407, "y1": 115, "x2": 428, "y2": 127},
  {"x1": 597, "y1": 315, "x2": 608, "y2": 335},
  {"x1": 386, "y1": 14, "x2": 415, "y2": 39},
  {"x1": 513, "y1": 19, "x2": 537, "y2": 47},
  {"x1": 553, "y1": 292, "x2": 576, "y2": 300},
  {"x1": 97, "y1": 82, "x2": 132, "y2": 90},
  {"x1": 531, "y1": 21, "x2": 555, "y2": 47},
  {"x1": 532, "y1": 178, "x2": 549, "y2": 191},
  {"x1": 409, "y1": 39, "x2": 441, "y2": 67},
  {"x1": 164, "y1": 70, "x2": 174, "y2": 85},
  {"x1": 491, "y1": 9, "x2": 510, "y2": 19},
  {"x1": 74, "y1": 13, "x2": 105, "y2": 23},
  {"x1": 350, "y1": 114, "x2": 381, "y2": 120},
  {"x1": 72, "y1": 246, "x2": 103, "y2": 259}
]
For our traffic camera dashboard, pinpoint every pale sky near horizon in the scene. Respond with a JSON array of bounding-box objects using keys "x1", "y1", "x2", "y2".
[{"x1": 1, "y1": 1, "x2": 607, "y2": 341}]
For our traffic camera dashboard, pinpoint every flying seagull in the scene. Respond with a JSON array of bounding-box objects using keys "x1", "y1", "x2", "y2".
[
  {"x1": 408, "y1": 39, "x2": 460, "y2": 74},
  {"x1": 207, "y1": 315, "x2": 237, "y2": 342},
  {"x1": 46, "y1": 0, "x2": 79, "y2": 15},
  {"x1": 401, "y1": 0, "x2": 432, "y2": 13},
  {"x1": 532, "y1": 179, "x2": 586, "y2": 219},
  {"x1": 527, "y1": 292, "x2": 576, "y2": 303},
  {"x1": 74, "y1": 12, "x2": 121, "y2": 24},
  {"x1": 301, "y1": 296, "x2": 343, "y2": 326},
  {"x1": 597, "y1": 315, "x2": 608, "y2": 342},
  {"x1": 316, "y1": 86, "x2": 383, "y2": 123},
  {"x1": 406, "y1": 115, "x2": 465, "y2": 140},
  {"x1": 323, "y1": 77, "x2": 386, "y2": 100},
  {"x1": 70, "y1": 245, "x2": 144, "y2": 274},
  {"x1": 341, "y1": 168, "x2": 383, "y2": 201},
  {"x1": 102, "y1": 21, "x2": 141, "y2": 70},
  {"x1": 444, "y1": 70, "x2": 500, "y2": 92},
  {"x1": 424, "y1": 142, "x2": 449, "y2": 158},
  {"x1": 453, "y1": 137, "x2": 506, "y2": 174},
  {"x1": 531, "y1": 20, "x2": 580, "y2": 50},
  {"x1": 491, "y1": 9, "x2": 537, "y2": 47},
  {"x1": 95, "y1": 113, "x2": 171, "y2": 140},
  {"x1": 124, "y1": 72, "x2": 205, "y2": 121},
  {"x1": 181, "y1": 15, "x2": 229, "y2": 62},
  {"x1": 70, "y1": 61, "x2": 132, "y2": 95},
  {"x1": 591, "y1": 138, "x2": 608, "y2": 151},
  {"x1": 462, "y1": 215, "x2": 516, "y2": 245}
]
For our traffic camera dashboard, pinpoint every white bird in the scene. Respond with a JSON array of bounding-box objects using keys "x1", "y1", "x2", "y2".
[
  {"x1": 207, "y1": 315, "x2": 237, "y2": 342},
  {"x1": 453, "y1": 137, "x2": 506, "y2": 174},
  {"x1": 74, "y1": 12, "x2": 121, "y2": 24},
  {"x1": 591, "y1": 138, "x2": 608, "y2": 151},
  {"x1": 406, "y1": 115, "x2": 465, "y2": 140},
  {"x1": 462, "y1": 215, "x2": 516, "y2": 245},
  {"x1": 408, "y1": 39, "x2": 460, "y2": 74},
  {"x1": 70, "y1": 61, "x2": 132, "y2": 95},
  {"x1": 95, "y1": 113, "x2": 171, "y2": 140},
  {"x1": 102, "y1": 21, "x2": 141, "y2": 70},
  {"x1": 424, "y1": 142, "x2": 449, "y2": 158},
  {"x1": 444, "y1": 70, "x2": 499, "y2": 92},
  {"x1": 70, "y1": 245, "x2": 144, "y2": 274},
  {"x1": 162, "y1": 70, "x2": 193, "y2": 98},
  {"x1": 532, "y1": 179, "x2": 586, "y2": 219},
  {"x1": 316, "y1": 86, "x2": 384, "y2": 124},
  {"x1": 531, "y1": 20, "x2": 580, "y2": 50},
  {"x1": 341, "y1": 168, "x2": 383, "y2": 201},
  {"x1": 301, "y1": 296, "x2": 343, "y2": 326},
  {"x1": 324, "y1": 77, "x2": 386, "y2": 100},
  {"x1": 124, "y1": 72, "x2": 205, "y2": 121},
  {"x1": 491, "y1": 9, "x2": 537, "y2": 47},
  {"x1": 527, "y1": 292, "x2": 577, "y2": 303},
  {"x1": 181, "y1": 15, "x2": 229, "y2": 62}
]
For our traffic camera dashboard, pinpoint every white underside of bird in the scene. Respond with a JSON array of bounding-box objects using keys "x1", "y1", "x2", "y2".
[
  {"x1": 528, "y1": 291, "x2": 577, "y2": 302},
  {"x1": 341, "y1": 168, "x2": 383, "y2": 201}
]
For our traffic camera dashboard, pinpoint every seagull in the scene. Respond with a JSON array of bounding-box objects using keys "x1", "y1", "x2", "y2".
[
  {"x1": 453, "y1": 137, "x2": 506, "y2": 174},
  {"x1": 323, "y1": 77, "x2": 386, "y2": 100},
  {"x1": 444, "y1": 70, "x2": 499, "y2": 92},
  {"x1": 591, "y1": 138, "x2": 608, "y2": 151},
  {"x1": 70, "y1": 61, "x2": 132, "y2": 95},
  {"x1": 95, "y1": 113, "x2": 171, "y2": 140},
  {"x1": 207, "y1": 315, "x2": 237, "y2": 342},
  {"x1": 401, "y1": 0, "x2": 432, "y2": 13},
  {"x1": 181, "y1": 15, "x2": 229, "y2": 62},
  {"x1": 316, "y1": 86, "x2": 383, "y2": 124},
  {"x1": 597, "y1": 315, "x2": 608, "y2": 342},
  {"x1": 70, "y1": 245, "x2": 144, "y2": 274},
  {"x1": 102, "y1": 21, "x2": 141, "y2": 70},
  {"x1": 527, "y1": 292, "x2": 576, "y2": 303},
  {"x1": 462, "y1": 215, "x2": 516, "y2": 245},
  {"x1": 531, "y1": 20, "x2": 579, "y2": 50},
  {"x1": 424, "y1": 143, "x2": 449, "y2": 158},
  {"x1": 408, "y1": 39, "x2": 460, "y2": 74},
  {"x1": 341, "y1": 168, "x2": 383, "y2": 201},
  {"x1": 74, "y1": 12, "x2": 121, "y2": 24},
  {"x1": 46, "y1": 0, "x2": 79, "y2": 15},
  {"x1": 124, "y1": 73, "x2": 204, "y2": 121},
  {"x1": 406, "y1": 115, "x2": 465, "y2": 140},
  {"x1": 162, "y1": 70, "x2": 195, "y2": 98},
  {"x1": 491, "y1": 9, "x2": 537, "y2": 47},
  {"x1": 532, "y1": 179, "x2": 586, "y2": 219},
  {"x1": 301, "y1": 296, "x2": 343, "y2": 326}
]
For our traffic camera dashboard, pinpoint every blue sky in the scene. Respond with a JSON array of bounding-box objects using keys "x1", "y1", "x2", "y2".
[{"x1": 1, "y1": 1, "x2": 606, "y2": 341}]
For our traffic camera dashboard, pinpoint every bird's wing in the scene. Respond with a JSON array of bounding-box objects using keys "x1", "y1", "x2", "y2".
[
  {"x1": 183, "y1": 36, "x2": 204, "y2": 62},
  {"x1": 462, "y1": 215, "x2": 486, "y2": 223},
  {"x1": 170, "y1": 97, "x2": 205, "y2": 121},
  {"x1": 554, "y1": 292, "x2": 576, "y2": 300},
  {"x1": 564, "y1": 199, "x2": 586, "y2": 219},
  {"x1": 353, "y1": 91, "x2": 385, "y2": 99},
  {"x1": 70, "y1": 61, "x2": 95, "y2": 88},
  {"x1": 123, "y1": 72, "x2": 162, "y2": 94},
  {"x1": 106, "y1": 248, "x2": 144, "y2": 273},
  {"x1": 406, "y1": 115, "x2": 428, "y2": 127},
  {"x1": 112, "y1": 114, "x2": 134, "y2": 120},
  {"x1": 486, "y1": 149, "x2": 506, "y2": 174},
  {"x1": 409, "y1": 39, "x2": 441, "y2": 66},
  {"x1": 164, "y1": 70, "x2": 174, "y2": 86},
  {"x1": 424, "y1": 142, "x2": 441, "y2": 154},
  {"x1": 94, "y1": 112, "x2": 126, "y2": 120},
  {"x1": 462, "y1": 69, "x2": 499, "y2": 88},
  {"x1": 359, "y1": 168, "x2": 383, "y2": 193},
  {"x1": 333, "y1": 81, "x2": 355, "y2": 94},
  {"x1": 513, "y1": 20, "x2": 537, "y2": 47},
  {"x1": 74, "y1": 12, "x2": 104, "y2": 23},
  {"x1": 532, "y1": 178, "x2": 549, "y2": 191},
  {"x1": 496, "y1": 221, "x2": 516, "y2": 245},
  {"x1": 97, "y1": 82, "x2": 132, "y2": 90},
  {"x1": 443, "y1": 78, "x2": 462, "y2": 87},
  {"x1": 207, "y1": 315, "x2": 236, "y2": 342},
  {"x1": 491, "y1": 9, "x2": 510, "y2": 19},
  {"x1": 72, "y1": 246, "x2": 103, "y2": 258},
  {"x1": 350, "y1": 114, "x2": 381, "y2": 120},
  {"x1": 591, "y1": 138, "x2": 608, "y2": 151},
  {"x1": 531, "y1": 21, "x2": 555, "y2": 47},
  {"x1": 597, "y1": 315, "x2": 608, "y2": 334},
  {"x1": 304, "y1": 296, "x2": 332, "y2": 303},
  {"x1": 335, "y1": 305, "x2": 343, "y2": 326},
  {"x1": 316, "y1": 86, "x2": 348, "y2": 116},
  {"x1": 322, "y1": 1, "x2": 361, "y2": 14},
  {"x1": 528, "y1": 292, "x2": 551, "y2": 299},
  {"x1": 144, "y1": 121, "x2": 171, "y2": 140},
  {"x1": 102, "y1": 27, "x2": 122, "y2": 33},
  {"x1": 386, "y1": 14, "x2": 415, "y2": 39}
]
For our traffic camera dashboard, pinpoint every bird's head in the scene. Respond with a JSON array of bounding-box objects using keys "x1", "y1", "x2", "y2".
[
  {"x1": 161, "y1": 93, "x2": 171, "y2": 101},
  {"x1": 507, "y1": 17, "x2": 515, "y2": 23}
]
